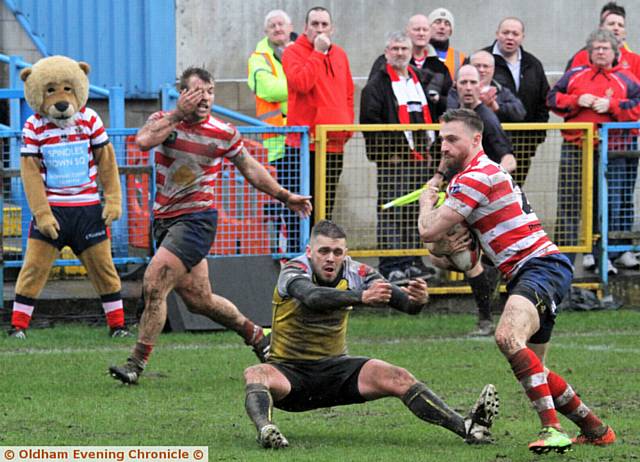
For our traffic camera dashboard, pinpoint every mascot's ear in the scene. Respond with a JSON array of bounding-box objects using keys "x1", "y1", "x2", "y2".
[
  {"x1": 79, "y1": 61, "x2": 91, "y2": 75},
  {"x1": 20, "y1": 68, "x2": 32, "y2": 82}
]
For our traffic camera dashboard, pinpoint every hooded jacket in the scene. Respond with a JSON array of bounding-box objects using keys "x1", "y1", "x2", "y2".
[
  {"x1": 282, "y1": 34, "x2": 354, "y2": 152},
  {"x1": 547, "y1": 63, "x2": 640, "y2": 143},
  {"x1": 566, "y1": 45, "x2": 640, "y2": 81}
]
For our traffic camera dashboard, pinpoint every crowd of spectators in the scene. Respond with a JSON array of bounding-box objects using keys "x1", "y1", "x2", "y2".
[{"x1": 246, "y1": 2, "x2": 640, "y2": 284}]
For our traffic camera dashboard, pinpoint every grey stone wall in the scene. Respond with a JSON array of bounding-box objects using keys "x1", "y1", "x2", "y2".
[{"x1": 176, "y1": 0, "x2": 640, "y2": 80}]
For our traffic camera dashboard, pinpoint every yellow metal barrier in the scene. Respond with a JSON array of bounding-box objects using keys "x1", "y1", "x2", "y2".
[
  {"x1": 3, "y1": 204, "x2": 21, "y2": 237},
  {"x1": 315, "y1": 122, "x2": 594, "y2": 260}
]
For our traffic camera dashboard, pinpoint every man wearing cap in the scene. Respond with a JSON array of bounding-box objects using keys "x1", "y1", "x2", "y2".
[{"x1": 428, "y1": 7, "x2": 466, "y2": 80}]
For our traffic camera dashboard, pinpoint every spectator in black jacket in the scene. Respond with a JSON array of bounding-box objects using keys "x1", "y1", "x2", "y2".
[
  {"x1": 368, "y1": 14, "x2": 452, "y2": 119},
  {"x1": 447, "y1": 65, "x2": 516, "y2": 172},
  {"x1": 449, "y1": 50, "x2": 526, "y2": 123},
  {"x1": 361, "y1": 31, "x2": 437, "y2": 282},
  {"x1": 483, "y1": 17, "x2": 550, "y2": 186}
]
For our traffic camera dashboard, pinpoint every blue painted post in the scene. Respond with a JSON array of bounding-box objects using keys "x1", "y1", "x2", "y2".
[
  {"x1": 109, "y1": 87, "x2": 125, "y2": 129},
  {"x1": 9, "y1": 56, "x2": 21, "y2": 130},
  {"x1": 161, "y1": 84, "x2": 176, "y2": 111},
  {"x1": 599, "y1": 127, "x2": 609, "y2": 288},
  {"x1": 107, "y1": 87, "x2": 128, "y2": 258},
  {"x1": 299, "y1": 129, "x2": 311, "y2": 253},
  {"x1": 8, "y1": 56, "x2": 30, "y2": 253}
]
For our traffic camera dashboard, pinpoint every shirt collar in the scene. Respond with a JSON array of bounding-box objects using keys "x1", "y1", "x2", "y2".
[{"x1": 492, "y1": 42, "x2": 522, "y2": 62}]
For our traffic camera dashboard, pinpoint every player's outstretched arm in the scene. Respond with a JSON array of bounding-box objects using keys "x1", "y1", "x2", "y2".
[
  {"x1": 232, "y1": 151, "x2": 312, "y2": 218},
  {"x1": 287, "y1": 277, "x2": 363, "y2": 311}
]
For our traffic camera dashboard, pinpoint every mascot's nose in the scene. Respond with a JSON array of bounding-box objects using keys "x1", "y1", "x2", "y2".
[{"x1": 54, "y1": 101, "x2": 69, "y2": 112}]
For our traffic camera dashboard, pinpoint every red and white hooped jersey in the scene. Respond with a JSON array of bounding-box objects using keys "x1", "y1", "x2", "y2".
[
  {"x1": 21, "y1": 107, "x2": 108, "y2": 207},
  {"x1": 445, "y1": 151, "x2": 559, "y2": 280},
  {"x1": 150, "y1": 112, "x2": 243, "y2": 219}
]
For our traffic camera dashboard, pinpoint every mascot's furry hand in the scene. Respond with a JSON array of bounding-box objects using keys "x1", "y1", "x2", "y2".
[
  {"x1": 20, "y1": 156, "x2": 61, "y2": 240},
  {"x1": 94, "y1": 143, "x2": 122, "y2": 226},
  {"x1": 34, "y1": 211, "x2": 60, "y2": 240},
  {"x1": 102, "y1": 201, "x2": 121, "y2": 226}
]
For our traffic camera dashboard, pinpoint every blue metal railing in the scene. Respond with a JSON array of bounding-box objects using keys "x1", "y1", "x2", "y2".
[
  {"x1": 3, "y1": 0, "x2": 48, "y2": 57},
  {"x1": 238, "y1": 126, "x2": 311, "y2": 256},
  {"x1": 598, "y1": 122, "x2": 640, "y2": 289},
  {"x1": 0, "y1": 53, "x2": 126, "y2": 130},
  {"x1": 0, "y1": 128, "x2": 150, "y2": 270}
]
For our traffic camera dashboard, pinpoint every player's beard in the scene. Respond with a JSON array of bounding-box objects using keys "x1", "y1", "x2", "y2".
[{"x1": 443, "y1": 155, "x2": 464, "y2": 175}]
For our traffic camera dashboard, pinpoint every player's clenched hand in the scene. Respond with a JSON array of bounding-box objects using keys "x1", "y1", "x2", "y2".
[
  {"x1": 402, "y1": 278, "x2": 429, "y2": 305},
  {"x1": 445, "y1": 225, "x2": 472, "y2": 254},
  {"x1": 362, "y1": 280, "x2": 392, "y2": 305},
  {"x1": 285, "y1": 194, "x2": 313, "y2": 218},
  {"x1": 419, "y1": 186, "x2": 440, "y2": 210}
]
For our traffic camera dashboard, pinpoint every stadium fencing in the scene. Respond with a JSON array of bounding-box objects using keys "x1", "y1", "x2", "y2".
[
  {"x1": 209, "y1": 126, "x2": 310, "y2": 259},
  {"x1": 0, "y1": 128, "x2": 153, "y2": 274},
  {"x1": 599, "y1": 122, "x2": 640, "y2": 287},
  {"x1": 315, "y1": 123, "x2": 594, "y2": 254},
  {"x1": 315, "y1": 123, "x2": 597, "y2": 292},
  {"x1": 6, "y1": 118, "x2": 632, "y2": 297},
  {"x1": 0, "y1": 126, "x2": 310, "y2": 275}
]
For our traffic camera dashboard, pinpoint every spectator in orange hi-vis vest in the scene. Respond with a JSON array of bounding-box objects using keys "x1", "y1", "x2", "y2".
[
  {"x1": 248, "y1": 9, "x2": 296, "y2": 163},
  {"x1": 248, "y1": 10, "x2": 298, "y2": 254},
  {"x1": 428, "y1": 8, "x2": 465, "y2": 80}
]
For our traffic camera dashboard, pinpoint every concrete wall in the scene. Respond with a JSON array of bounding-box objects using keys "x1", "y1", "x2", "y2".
[
  {"x1": 0, "y1": 3, "x2": 42, "y2": 66},
  {"x1": 176, "y1": 0, "x2": 640, "y2": 80},
  {"x1": 175, "y1": 0, "x2": 640, "y2": 124}
]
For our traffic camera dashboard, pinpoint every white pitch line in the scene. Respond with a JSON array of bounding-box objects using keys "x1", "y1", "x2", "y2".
[
  {"x1": 0, "y1": 342, "x2": 243, "y2": 357},
  {"x1": 0, "y1": 330, "x2": 638, "y2": 356}
]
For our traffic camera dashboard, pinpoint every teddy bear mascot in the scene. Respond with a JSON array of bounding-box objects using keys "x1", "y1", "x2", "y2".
[{"x1": 8, "y1": 55, "x2": 129, "y2": 339}]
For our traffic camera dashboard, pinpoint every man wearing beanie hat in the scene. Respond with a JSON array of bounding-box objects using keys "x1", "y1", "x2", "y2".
[{"x1": 428, "y1": 7, "x2": 465, "y2": 79}]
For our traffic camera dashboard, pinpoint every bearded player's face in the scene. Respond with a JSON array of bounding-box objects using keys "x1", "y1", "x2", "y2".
[
  {"x1": 306, "y1": 235, "x2": 347, "y2": 283},
  {"x1": 439, "y1": 120, "x2": 480, "y2": 173}
]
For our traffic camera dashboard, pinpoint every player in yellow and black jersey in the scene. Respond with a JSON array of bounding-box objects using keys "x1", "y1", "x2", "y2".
[{"x1": 242, "y1": 220, "x2": 500, "y2": 449}]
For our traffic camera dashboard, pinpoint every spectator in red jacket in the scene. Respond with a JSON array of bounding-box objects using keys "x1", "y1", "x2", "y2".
[
  {"x1": 549, "y1": 29, "x2": 640, "y2": 273},
  {"x1": 565, "y1": 2, "x2": 640, "y2": 80},
  {"x1": 283, "y1": 6, "x2": 354, "y2": 221}
]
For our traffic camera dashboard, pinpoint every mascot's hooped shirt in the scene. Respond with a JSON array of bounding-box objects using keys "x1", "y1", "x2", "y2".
[{"x1": 21, "y1": 108, "x2": 109, "y2": 207}]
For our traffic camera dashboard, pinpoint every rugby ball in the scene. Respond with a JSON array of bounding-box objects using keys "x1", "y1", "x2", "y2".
[
  {"x1": 447, "y1": 227, "x2": 481, "y2": 272},
  {"x1": 427, "y1": 223, "x2": 481, "y2": 272}
]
